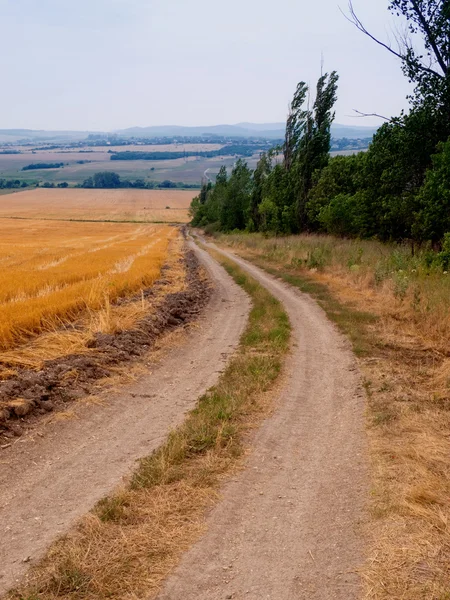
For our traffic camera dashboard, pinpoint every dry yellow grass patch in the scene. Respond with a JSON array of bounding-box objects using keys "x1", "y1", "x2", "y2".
[
  {"x1": 0, "y1": 219, "x2": 177, "y2": 351},
  {"x1": 220, "y1": 233, "x2": 450, "y2": 599}
]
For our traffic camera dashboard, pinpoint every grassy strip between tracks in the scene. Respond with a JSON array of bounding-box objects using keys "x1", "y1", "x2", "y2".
[{"x1": 9, "y1": 250, "x2": 290, "y2": 600}]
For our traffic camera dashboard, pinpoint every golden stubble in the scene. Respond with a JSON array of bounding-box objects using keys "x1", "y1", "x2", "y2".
[{"x1": 0, "y1": 220, "x2": 178, "y2": 352}]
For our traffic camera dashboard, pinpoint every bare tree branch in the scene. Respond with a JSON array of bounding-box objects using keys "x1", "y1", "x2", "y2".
[
  {"x1": 351, "y1": 109, "x2": 392, "y2": 122},
  {"x1": 343, "y1": 1, "x2": 444, "y2": 79},
  {"x1": 410, "y1": 0, "x2": 448, "y2": 74},
  {"x1": 341, "y1": 4, "x2": 402, "y2": 59}
]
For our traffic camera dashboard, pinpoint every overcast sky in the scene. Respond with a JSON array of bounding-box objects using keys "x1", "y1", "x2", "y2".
[{"x1": 0, "y1": 0, "x2": 413, "y2": 131}]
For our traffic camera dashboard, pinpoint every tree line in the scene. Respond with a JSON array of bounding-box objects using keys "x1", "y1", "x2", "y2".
[
  {"x1": 81, "y1": 171, "x2": 199, "y2": 190},
  {"x1": 0, "y1": 179, "x2": 31, "y2": 189},
  {"x1": 191, "y1": 0, "x2": 450, "y2": 249},
  {"x1": 110, "y1": 145, "x2": 261, "y2": 161},
  {"x1": 0, "y1": 179, "x2": 68, "y2": 189},
  {"x1": 22, "y1": 163, "x2": 64, "y2": 170}
]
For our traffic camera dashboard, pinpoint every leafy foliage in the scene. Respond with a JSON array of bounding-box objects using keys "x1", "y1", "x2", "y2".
[
  {"x1": 191, "y1": 160, "x2": 253, "y2": 231},
  {"x1": 191, "y1": 3, "x2": 450, "y2": 251},
  {"x1": 413, "y1": 137, "x2": 450, "y2": 244},
  {"x1": 284, "y1": 72, "x2": 339, "y2": 229}
]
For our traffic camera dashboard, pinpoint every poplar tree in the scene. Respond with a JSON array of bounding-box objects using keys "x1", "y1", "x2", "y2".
[{"x1": 283, "y1": 72, "x2": 339, "y2": 230}]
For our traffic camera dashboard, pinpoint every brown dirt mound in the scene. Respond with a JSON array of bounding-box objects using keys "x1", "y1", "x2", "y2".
[{"x1": 0, "y1": 250, "x2": 211, "y2": 443}]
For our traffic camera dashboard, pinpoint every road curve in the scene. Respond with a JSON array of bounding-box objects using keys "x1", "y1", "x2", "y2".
[
  {"x1": 157, "y1": 242, "x2": 368, "y2": 600},
  {"x1": 0, "y1": 242, "x2": 250, "y2": 595}
]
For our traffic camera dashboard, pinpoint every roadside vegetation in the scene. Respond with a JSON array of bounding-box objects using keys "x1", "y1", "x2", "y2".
[
  {"x1": 217, "y1": 231, "x2": 450, "y2": 598},
  {"x1": 8, "y1": 251, "x2": 290, "y2": 600}
]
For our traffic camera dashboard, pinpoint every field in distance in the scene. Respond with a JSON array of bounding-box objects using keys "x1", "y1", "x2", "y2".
[
  {"x1": 0, "y1": 188, "x2": 194, "y2": 223},
  {"x1": 0, "y1": 145, "x2": 261, "y2": 185}
]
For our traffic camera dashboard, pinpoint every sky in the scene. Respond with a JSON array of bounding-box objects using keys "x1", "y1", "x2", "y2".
[{"x1": 0, "y1": 0, "x2": 413, "y2": 131}]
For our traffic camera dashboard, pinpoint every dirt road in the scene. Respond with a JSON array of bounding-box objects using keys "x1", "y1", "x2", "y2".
[
  {"x1": 157, "y1": 242, "x2": 367, "y2": 600},
  {"x1": 0, "y1": 244, "x2": 250, "y2": 595},
  {"x1": 0, "y1": 240, "x2": 367, "y2": 599}
]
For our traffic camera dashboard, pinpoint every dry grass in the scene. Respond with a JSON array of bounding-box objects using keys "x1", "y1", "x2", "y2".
[
  {"x1": 221, "y1": 233, "x2": 450, "y2": 351},
  {"x1": 0, "y1": 220, "x2": 177, "y2": 351},
  {"x1": 219, "y1": 232, "x2": 450, "y2": 600},
  {"x1": 0, "y1": 188, "x2": 194, "y2": 223},
  {"x1": 7, "y1": 253, "x2": 290, "y2": 600}
]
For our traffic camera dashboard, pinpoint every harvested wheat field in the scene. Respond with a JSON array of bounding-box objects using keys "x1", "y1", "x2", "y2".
[
  {"x1": 0, "y1": 188, "x2": 194, "y2": 223},
  {"x1": 0, "y1": 213, "x2": 214, "y2": 447},
  {"x1": 0, "y1": 219, "x2": 178, "y2": 351}
]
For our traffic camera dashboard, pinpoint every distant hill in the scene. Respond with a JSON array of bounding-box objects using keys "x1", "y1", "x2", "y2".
[
  {"x1": 0, "y1": 129, "x2": 94, "y2": 143},
  {"x1": 235, "y1": 122, "x2": 286, "y2": 132},
  {"x1": 0, "y1": 123, "x2": 379, "y2": 144},
  {"x1": 115, "y1": 124, "x2": 286, "y2": 139},
  {"x1": 331, "y1": 124, "x2": 379, "y2": 139},
  {"x1": 116, "y1": 122, "x2": 379, "y2": 140}
]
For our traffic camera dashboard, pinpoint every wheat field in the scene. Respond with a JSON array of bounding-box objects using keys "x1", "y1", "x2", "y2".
[
  {"x1": 0, "y1": 188, "x2": 194, "y2": 223},
  {"x1": 0, "y1": 219, "x2": 177, "y2": 350}
]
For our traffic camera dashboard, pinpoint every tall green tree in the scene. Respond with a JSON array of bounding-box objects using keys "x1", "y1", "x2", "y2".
[
  {"x1": 205, "y1": 167, "x2": 227, "y2": 225},
  {"x1": 307, "y1": 153, "x2": 364, "y2": 229},
  {"x1": 249, "y1": 152, "x2": 272, "y2": 231},
  {"x1": 283, "y1": 82, "x2": 309, "y2": 173},
  {"x1": 199, "y1": 181, "x2": 212, "y2": 204},
  {"x1": 413, "y1": 137, "x2": 450, "y2": 245},
  {"x1": 283, "y1": 72, "x2": 339, "y2": 230},
  {"x1": 297, "y1": 72, "x2": 339, "y2": 229},
  {"x1": 220, "y1": 159, "x2": 253, "y2": 231},
  {"x1": 92, "y1": 171, "x2": 121, "y2": 188}
]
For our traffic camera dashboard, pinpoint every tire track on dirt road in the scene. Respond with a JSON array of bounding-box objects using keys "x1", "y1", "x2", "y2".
[
  {"x1": 157, "y1": 241, "x2": 368, "y2": 600},
  {"x1": 0, "y1": 242, "x2": 250, "y2": 596}
]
